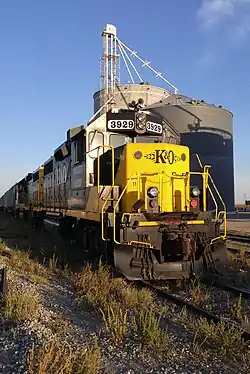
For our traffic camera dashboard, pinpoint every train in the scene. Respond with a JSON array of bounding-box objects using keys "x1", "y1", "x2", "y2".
[{"x1": 0, "y1": 103, "x2": 228, "y2": 280}]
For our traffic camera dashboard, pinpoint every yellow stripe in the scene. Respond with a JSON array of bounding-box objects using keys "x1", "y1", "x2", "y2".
[
  {"x1": 138, "y1": 222, "x2": 158, "y2": 227},
  {"x1": 138, "y1": 220, "x2": 205, "y2": 227},
  {"x1": 187, "y1": 220, "x2": 204, "y2": 224}
]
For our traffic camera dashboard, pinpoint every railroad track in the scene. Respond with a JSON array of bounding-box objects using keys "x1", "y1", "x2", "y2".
[
  {"x1": 140, "y1": 281, "x2": 250, "y2": 344},
  {"x1": 201, "y1": 278, "x2": 250, "y2": 299},
  {"x1": 227, "y1": 234, "x2": 250, "y2": 244}
]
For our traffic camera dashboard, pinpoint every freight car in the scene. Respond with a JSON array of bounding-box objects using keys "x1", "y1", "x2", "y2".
[{"x1": 1, "y1": 106, "x2": 227, "y2": 280}]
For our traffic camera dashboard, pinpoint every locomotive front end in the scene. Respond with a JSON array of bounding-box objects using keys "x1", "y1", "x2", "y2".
[{"x1": 97, "y1": 108, "x2": 227, "y2": 281}]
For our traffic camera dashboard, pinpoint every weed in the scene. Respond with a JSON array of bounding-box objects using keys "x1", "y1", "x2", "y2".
[
  {"x1": 0, "y1": 239, "x2": 9, "y2": 252},
  {"x1": 132, "y1": 307, "x2": 173, "y2": 359},
  {"x1": 192, "y1": 318, "x2": 244, "y2": 358},
  {"x1": 7, "y1": 249, "x2": 48, "y2": 280},
  {"x1": 124, "y1": 286, "x2": 155, "y2": 310},
  {"x1": 231, "y1": 294, "x2": 243, "y2": 320},
  {"x1": 27, "y1": 337, "x2": 101, "y2": 374},
  {"x1": 74, "y1": 264, "x2": 155, "y2": 313},
  {"x1": 4, "y1": 291, "x2": 40, "y2": 322},
  {"x1": 49, "y1": 252, "x2": 58, "y2": 272},
  {"x1": 29, "y1": 274, "x2": 48, "y2": 285},
  {"x1": 228, "y1": 249, "x2": 250, "y2": 271},
  {"x1": 100, "y1": 306, "x2": 128, "y2": 344},
  {"x1": 188, "y1": 278, "x2": 211, "y2": 306},
  {"x1": 45, "y1": 313, "x2": 70, "y2": 335},
  {"x1": 59, "y1": 263, "x2": 71, "y2": 279}
]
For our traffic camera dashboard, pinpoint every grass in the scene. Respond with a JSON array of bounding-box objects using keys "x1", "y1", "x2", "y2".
[
  {"x1": 4, "y1": 290, "x2": 40, "y2": 323},
  {"x1": 73, "y1": 264, "x2": 175, "y2": 359},
  {"x1": 228, "y1": 293, "x2": 250, "y2": 331},
  {"x1": 188, "y1": 278, "x2": 211, "y2": 306},
  {"x1": 226, "y1": 249, "x2": 250, "y2": 287},
  {"x1": 177, "y1": 307, "x2": 250, "y2": 370},
  {"x1": 45, "y1": 312, "x2": 70, "y2": 335},
  {"x1": 6, "y1": 249, "x2": 49, "y2": 284},
  {"x1": 73, "y1": 264, "x2": 155, "y2": 313},
  {"x1": 100, "y1": 306, "x2": 128, "y2": 344},
  {"x1": 27, "y1": 337, "x2": 101, "y2": 374},
  {"x1": 132, "y1": 307, "x2": 174, "y2": 359},
  {"x1": 0, "y1": 239, "x2": 11, "y2": 255},
  {"x1": 228, "y1": 248, "x2": 250, "y2": 271}
]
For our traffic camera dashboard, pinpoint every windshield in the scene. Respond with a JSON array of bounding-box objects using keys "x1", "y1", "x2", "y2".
[
  {"x1": 135, "y1": 136, "x2": 160, "y2": 143},
  {"x1": 109, "y1": 134, "x2": 130, "y2": 147}
]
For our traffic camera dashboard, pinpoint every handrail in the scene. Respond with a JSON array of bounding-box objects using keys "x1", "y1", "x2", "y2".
[
  {"x1": 189, "y1": 171, "x2": 218, "y2": 218},
  {"x1": 113, "y1": 174, "x2": 135, "y2": 244},
  {"x1": 192, "y1": 153, "x2": 227, "y2": 240},
  {"x1": 193, "y1": 153, "x2": 226, "y2": 218}
]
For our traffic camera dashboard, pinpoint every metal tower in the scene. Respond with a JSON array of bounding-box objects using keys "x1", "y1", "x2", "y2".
[
  {"x1": 100, "y1": 24, "x2": 178, "y2": 99},
  {"x1": 89, "y1": 23, "x2": 179, "y2": 123},
  {"x1": 100, "y1": 24, "x2": 120, "y2": 102}
]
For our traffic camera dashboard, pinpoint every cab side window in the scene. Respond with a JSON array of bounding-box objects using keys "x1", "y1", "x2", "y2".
[
  {"x1": 72, "y1": 135, "x2": 86, "y2": 164},
  {"x1": 88, "y1": 131, "x2": 104, "y2": 158}
]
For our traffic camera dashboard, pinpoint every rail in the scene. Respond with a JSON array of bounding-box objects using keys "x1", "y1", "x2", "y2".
[{"x1": 192, "y1": 154, "x2": 227, "y2": 240}]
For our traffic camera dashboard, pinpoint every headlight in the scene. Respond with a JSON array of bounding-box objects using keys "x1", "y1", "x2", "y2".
[
  {"x1": 191, "y1": 186, "x2": 200, "y2": 197},
  {"x1": 147, "y1": 187, "x2": 159, "y2": 198},
  {"x1": 137, "y1": 113, "x2": 145, "y2": 122},
  {"x1": 136, "y1": 121, "x2": 145, "y2": 130},
  {"x1": 136, "y1": 112, "x2": 146, "y2": 131}
]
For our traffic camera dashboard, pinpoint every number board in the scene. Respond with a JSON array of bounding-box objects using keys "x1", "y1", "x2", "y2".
[
  {"x1": 107, "y1": 119, "x2": 135, "y2": 131},
  {"x1": 146, "y1": 121, "x2": 163, "y2": 135},
  {"x1": 106, "y1": 111, "x2": 136, "y2": 133}
]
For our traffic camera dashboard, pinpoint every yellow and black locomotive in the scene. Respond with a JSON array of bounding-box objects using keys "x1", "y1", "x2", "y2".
[{"x1": 0, "y1": 106, "x2": 227, "y2": 280}]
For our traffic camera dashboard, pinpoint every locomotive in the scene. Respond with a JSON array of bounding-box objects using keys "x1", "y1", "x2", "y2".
[{"x1": 0, "y1": 105, "x2": 227, "y2": 280}]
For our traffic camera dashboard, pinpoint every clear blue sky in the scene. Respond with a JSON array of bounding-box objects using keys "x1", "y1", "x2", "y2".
[{"x1": 0, "y1": 0, "x2": 249, "y2": 203}]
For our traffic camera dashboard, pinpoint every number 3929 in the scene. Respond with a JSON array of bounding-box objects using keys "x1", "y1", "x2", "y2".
[{"x1": 107, "y1": 120, "x2": 135, "y2": 130}]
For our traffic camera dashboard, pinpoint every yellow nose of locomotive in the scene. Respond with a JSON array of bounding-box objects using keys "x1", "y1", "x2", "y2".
[{"x1": 115, "y1": 143, "x2": 190, "y2": 214}]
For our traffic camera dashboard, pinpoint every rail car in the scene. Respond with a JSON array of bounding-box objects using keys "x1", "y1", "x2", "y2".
[{"x1": 0, "y1": 105, "x2": 227, "y2": 280}]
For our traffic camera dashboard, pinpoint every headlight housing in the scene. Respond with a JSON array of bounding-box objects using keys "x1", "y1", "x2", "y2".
[
  {"x1": 147, "y1": 187, "x2": 159, "y2": 198},
  {"x1": 136, "y1": 112, "x2": 146, "y2": 132},
  {"x1": 191, "y1": 186, "x2": 200, "y2": 197}
]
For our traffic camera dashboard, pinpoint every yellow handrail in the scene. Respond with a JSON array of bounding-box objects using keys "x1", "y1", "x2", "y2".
[
  {"x1": 113, "y1": 174, "x2": 135, "y2": 244},
  {"x1": 192, "y1": 153, "x2": 226, "y2": 240}
]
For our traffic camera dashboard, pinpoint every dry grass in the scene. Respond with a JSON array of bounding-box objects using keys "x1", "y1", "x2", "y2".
[
  {"x1": 188, "y1": 279, "x2": 211, "y2": 306},
  {"x1": 132, "y1": 307, "x2": 174, "y2": 359},
  {"x1": 48, "y1": 252, "x2": 59, "y2": 272},
  {"x1": 196, "y1": 318, "x2": 246, "y2": 357},
  {"x1": 27, "y1": 337, "x2": 101, "y2": 374},
  {"x1": 6, "y1": 249, "x2": 49, "y2": 284},
  {"x1": 228, "y1": 249, "x2": 250, "y2": 270},
  {"x1": 73, "y1": 264, "x2": 155, "y2": 312},
  {"x1": 0, "y1": 238, "x2": 8, "y2": 250},
  {"x1": 4, "y1": 290, "x2": 40, "y2": 322},
  {"x1": 178, "y1": 307, "x2": 249, "y2": 367},
  {"x1": 100, "y1": 306, "x2": 128, "y2": 344},
  {"x1": 227, "y1": 294, "x2": 250, "y2": 331},
  {"x1": 45, "y1": 313, "x2": 70, "y2": 335}
]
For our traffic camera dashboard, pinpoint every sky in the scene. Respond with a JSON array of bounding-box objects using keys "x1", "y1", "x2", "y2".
[{"x1": 0, "y1": 0, "x2": 249, "y2": 203}]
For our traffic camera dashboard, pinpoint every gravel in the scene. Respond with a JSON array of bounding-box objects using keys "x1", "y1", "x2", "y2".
[
  {"x1": 0, "y1": 212, "x2": 249, "y2": 373},
  {"x1": 0, "y1": 254, "x2": 244, "y2": 374}
]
